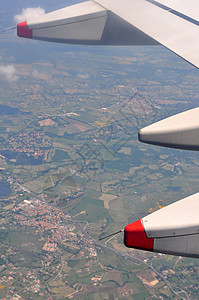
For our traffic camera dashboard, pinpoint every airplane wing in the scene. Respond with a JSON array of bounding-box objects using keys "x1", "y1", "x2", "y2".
[
  {"x1": 17, "y1": 0, "x2": 199, "y2": 68},
  {"x1": 96, "y1": 0, "x2": 199, "y2": 68}
]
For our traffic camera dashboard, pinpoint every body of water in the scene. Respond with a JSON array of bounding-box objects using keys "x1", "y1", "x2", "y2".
[{"x1": 0, "y1": 182, "x2": 12, "y2": 197}]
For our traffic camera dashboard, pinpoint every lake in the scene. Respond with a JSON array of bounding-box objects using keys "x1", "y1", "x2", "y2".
[{"x1": 0, "y1": 182, "x2": 12, "y2": 197}]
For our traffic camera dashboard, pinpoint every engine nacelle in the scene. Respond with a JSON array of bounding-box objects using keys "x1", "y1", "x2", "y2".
[
  {"x1": 139, "y1": 107, "x2": 199, "y2": 151},
  {"x1": 124, "y1": 192, "x2": 199, "y2": 258}
]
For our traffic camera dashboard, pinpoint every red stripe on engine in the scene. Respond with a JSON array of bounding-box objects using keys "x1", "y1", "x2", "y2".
[
  {"x1": 124, "y1": 219, "x2": 154, "y2": 251},
  {"x1": 17, "y1": 21, "x2": 32, "y2": 39}
]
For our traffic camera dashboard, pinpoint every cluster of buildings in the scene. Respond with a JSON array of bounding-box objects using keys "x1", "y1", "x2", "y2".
[
  {"x1": 12, "y1": 199, "x2": 87, "y2": 253},
  {"x1": 4, "y1": 132, "x2": 51, "y2": 161}
]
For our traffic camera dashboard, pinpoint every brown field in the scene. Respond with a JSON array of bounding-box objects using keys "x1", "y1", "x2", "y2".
[
  {"x1": 39, "y1": 118, "x2": 56, "y2": 126},
  {"x1": 99, "y1": 194, "x2": 118, "y2": 209}
]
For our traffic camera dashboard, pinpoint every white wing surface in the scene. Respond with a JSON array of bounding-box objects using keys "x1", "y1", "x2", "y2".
[
  {"x1": 154, "y1": 0, "x2": 199, "y2": 21},
  {"x1": 17, "y1": 0, "x2": 199, "y2": 67},
  {"x1": 96, "y1": 0, "x2": 199, "y2": 67}
]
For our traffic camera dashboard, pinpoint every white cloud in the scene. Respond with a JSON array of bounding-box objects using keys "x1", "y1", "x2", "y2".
[
  {"x1": 77, "y1": 73, "x2": 90, "y2": 79},
  {"x1": 14, "y1": 7, "x2": 45, "y2": 23},
  {"x1": 32, "y1": 69, "x2": 40, "y2": 79},
  {"x1": 0, "y1": 65, "x2": 18, "y2": 83}
]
